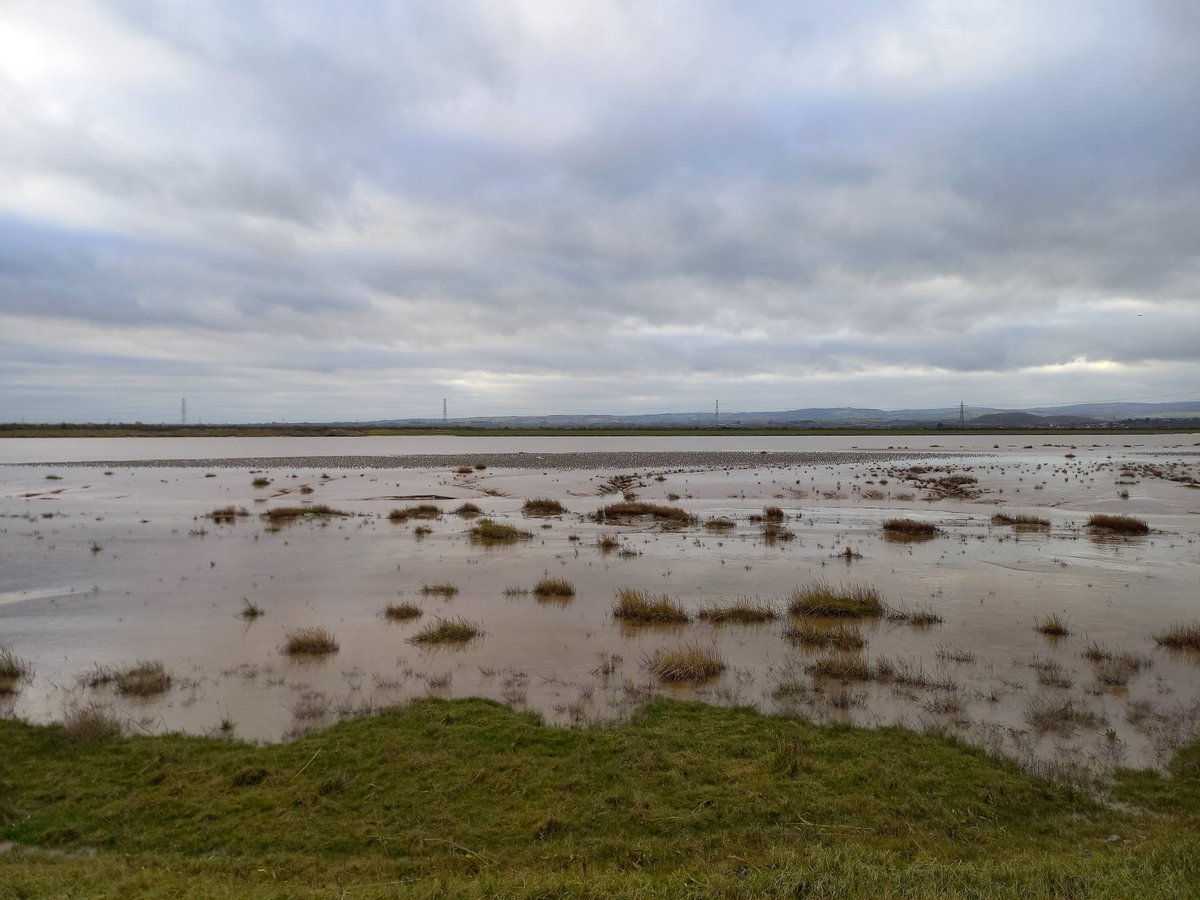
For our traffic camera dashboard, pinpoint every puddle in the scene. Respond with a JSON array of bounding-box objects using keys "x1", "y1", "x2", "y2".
[{"x1": 2, "y1": 434, "x2": 1199, "y2": 776}]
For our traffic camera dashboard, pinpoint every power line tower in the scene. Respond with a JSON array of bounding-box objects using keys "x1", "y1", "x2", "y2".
[
  {"x1": 442, "y1": 398, "x2": 447, "y2": 424},
  {"x1": 959, "y1": 401, "x2": 965, "y2": 428},
  {"x1": 181, "y1": 398, "x2": 187, "y2": 425}
]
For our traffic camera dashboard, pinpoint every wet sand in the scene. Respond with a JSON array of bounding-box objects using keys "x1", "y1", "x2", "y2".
[{"x1": 2, "y1": 434, "x2": 1198, "y2": 775}]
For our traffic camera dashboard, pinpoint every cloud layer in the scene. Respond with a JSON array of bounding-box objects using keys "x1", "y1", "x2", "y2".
[{"x1": 2, "y1": 1, "x2": 1198, "y2": 421}]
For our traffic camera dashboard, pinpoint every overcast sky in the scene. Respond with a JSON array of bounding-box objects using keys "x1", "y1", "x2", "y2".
[{"x1": 2, "y1": 1, "x2": 1198, "y2": 423}]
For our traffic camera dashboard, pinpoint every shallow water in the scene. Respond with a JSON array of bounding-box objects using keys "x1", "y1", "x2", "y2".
[{"x1": 2, "y1": 434, "x2": 1198, "y2": 774}]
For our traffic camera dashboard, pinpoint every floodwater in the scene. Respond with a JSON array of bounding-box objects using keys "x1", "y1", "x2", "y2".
[{"x1": 2, "y1": 434, "x2": 1198, "y2": 775}]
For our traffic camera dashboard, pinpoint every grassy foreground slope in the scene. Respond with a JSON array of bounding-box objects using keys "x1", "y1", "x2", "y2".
[{"x1": 1, "y1": 699, "x2": 1198, "y2": 898}]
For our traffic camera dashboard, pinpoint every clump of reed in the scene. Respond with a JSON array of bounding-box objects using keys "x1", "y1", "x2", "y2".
[
  {"x1": 1153, "y1": 622, "x2": 1200, "y2": 650},
  {"x1": 468, "y1": 518, "x2": 532, "y2": 544},
  {"x1": 261, "y1": 504, "x2": 349, "y2": 523},
  {"x1": 696, "y1": 599, "x2": 777, "y2": 624},
  {"x1": 882, "y1": 518, "x2": 939, "y2": 539},
  {"x1": 533, "y1": 578, "x2": 575, "y2": 598},
  {"x1": 788, "y1": 582, "x2": 884, "y2": 618},
  {"x1": 409, "y1": 616, "x2": 484, "y2": 645},
  {"x1": 383, "y1": 602, "x2": 422, "y2": 621},
  {"x1": 1087, "y1": 514, "x2": 1149, "y2": 535},
  {"x1": 1035, "y1": 614, "x2": 1071, "y2": 637},
  {"x1": 783, "y1": 622, "x2": 866, "y2": 650},
  {"x1": 593, "y1": 501, "x2": 694, "y2": 526},
  {"x1": 0, "y1": 646, "x2": 32, "y2": 694},
  {"x1": 283, "y1": 627, "x2": 339, "y2": 656},
  {"x1": 648, "y1": 645, "x2": 725, "y2": 682},
  {"x1": 420, "y1": 583, "x2": 459, "y2": 597},
  {"x1": 991, "y1": 512, "x2": 1050, "y2": 529},
  {"x1": 208, "y1": 506, "x2": 250, "y2": 523},
  {"x1": 523, "y1": 498, "x2": 567, "y2": 516},
  {"x1": 113, "y1": 660, "x2": 172, "y2": 696},
  {"x1": 612, "y1": 588, "x2": 690, "y2": 624}
]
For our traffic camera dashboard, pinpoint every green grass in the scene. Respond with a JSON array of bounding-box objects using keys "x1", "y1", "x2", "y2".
[
  {"x1": 1, "y1": 699, "x2": 1199, "y2": 895},
  {"x1": 282, "y1": 627, "x2": 339, "y2": 656},
  {"x1": 468, "y1": 518, "x2": 533, "y2": 544},
  {"x1": 611, "y1": 588, "x2": 691, "y2": 624},
  {"x1": 1088, "y1": 513, "x2": 1150, "y2": 535},
  {"x1": 409, "y1": 616, "x2": 484, "y2": 644},
  {"x1": 593, "y1": 501, "x2": 694, "y2": 526},
  {"x1": 788, "y1": 582, "x2": 885, "y2": 618},
  {"x1": 522, "y1": 497, "x2": 567, "y2": 515}
]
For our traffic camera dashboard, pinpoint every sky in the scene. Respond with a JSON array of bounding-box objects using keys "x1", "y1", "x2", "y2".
[{"x1": 1, "y1": 1, "x2": 1198, "y2": 423}]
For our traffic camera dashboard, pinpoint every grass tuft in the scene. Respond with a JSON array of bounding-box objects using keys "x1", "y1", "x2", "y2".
[
  {"x1": 696, "y1": 598, "x2": 777, "y2": 624},
  {"x1": 704, "y1": 517, "x2": 736, "y2": 531},
  {"x1": 282, "y1": 627, "x2": 339, "y2": 656},
  {"x1": 1087, "y1": 513, "x2": 1149, "y2": 535},
  {"x1": 208, "y1": 506, "x2": 250, "y2": 523},
  {"x1": 261, "y1": 505, "x2": 349, "y2": 523},
  {"x1": 533, "y1": 578, "x2": 575, "y2": 598},
  {"x1": 804, "y1": 654, "x2": 874, "y2": 681},
  {"x1": 612, "y1": 588, "x2": 691, "y2": 624},
  {"x1": 991, "y1": 513, "x2": 1050, "y2": 529},
  {"x1": 523, "y1": 498, "x2": 567, "y2": 515},
  {"x1": 420, "y1": 583, "x2": 459, "y2": 597},
  {"x1": 788, "y1": 582, "x2": 884, "y2": 618},
  {"x1": 113, "y1": 661, "x2": 172, "y2": 697},
  {"x1": 239, "y1": 599, "x2": 263, "y2": 620},
  {"x1": 1153, "y1": 622, "x2": 1200, "y2": 650},
  {"x1": 882, "y1": 518, "x2": 939, "y2": 539},
  {"x1": 783, "y1": 622, "x2": 866, "y2": 650},
  {"x1": 0, "y1": 645, "x2": 32, "y2": 693},
  {"x1": 60, "y1": 702, "x2": 121, "y2": 742},
  {"x1": 409, "y1": 616, "x2": 484, "y2": 645},
  {"x1": 593, "y1": 501, "x2": 694, "y2": 526},
  {"x1": 468, "y1": 518, "x2": 533, "y2": 544},
  {"x1": 1025, "y1": 697, "x2": 1104, "y2": 734},
  {"x1": 1035, "y1": 614, "x2": 1071, "y2": 637},
  {"x1": 454, "y1": 502, "x2": 482, "y2": 517},
  {"x1": 383, "y1": 602, "x2": 422, "y2": 621},
  {"x1": 649, "y1": 645, "x2": 726, "y2": 682}
]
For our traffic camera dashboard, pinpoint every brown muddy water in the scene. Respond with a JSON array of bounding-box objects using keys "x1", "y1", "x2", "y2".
[{"x1": 2, "y1": 434, "x2": 1198, "y2": 776}]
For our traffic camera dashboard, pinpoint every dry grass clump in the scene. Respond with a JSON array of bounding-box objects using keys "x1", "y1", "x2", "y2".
[
  {"x1": 454, "y1": 502, "x2": 482, "y2": 517},
  {"x1": 804, "y1": 654, "x2": 873, "y2": 681},
  {"x1": 1153, "y1": 622, "x2": 1200, "y2": 650},
  {"x1": 239, "y1": 599, "x2": 264, "y2": 620},
  {"x1": 409, "y1": 616, "x2": 484, "y2": 645},
  {"x1": 763, "y1": 506, "x2": 785, "y2": 522},
  {"x1": 597, "y1": 534, "x2": 621, "y2": 552},
  {"x1": 762, "y1": 521, "x2": 795, "y2": 543},
  {"x1": 208, "y1": 505, "x2": 250, "y2": 523},
  {"x1": 533, "y1": 578, "x2": 575, "y2": 598},
  {"x1": 783, "y1": 622, "x2": 866, "y2": 650},
  {"x1": 788, "y1": 582, "x2": 884, "y2": 618},
  {"x1": 523, "y1": 498, "x2": 567, "y2": 515},
  {"x1": 991, "y1": 513, "x2": 1050, "y2": 529},
  {"x1": 113, "y1": 660, "x2": 172, "y2": 696},
  {"x1": 283, "y1": 627, "x2": 340, "y2": 656},
  {"x1": 882, "y1": 518, "x2": 939, "y2": 539},
  {"x1": 594, "y1": 501, "x2": 694, "y2": 526},
  {"x1": 612, "y1": 589, "x2": 691, "y2": 624},
  {"x1": 251, "y1": 477, "x2": 271, "y2": 487},
  {"x1": 261, "y1": 504, "x2": 349, "y2": 523},
  {"x1": 456, "y1": 466, "x2": 474, "y2": 474},
  {"x1": 384, "y1": 602, "x2": 422, "y2": 621},
  {"x1": 1035, "y1": 614, "x2": 1071, "y2": 637},
  {"x1": 1025, "y1": 697, "x2": 1104, "y2": 735},
  {"x1": 421, "y1": 583, "x2": 459, "y2": 597},
  {"x1": 388, "y1": 504, "x2": 442, "y2": 522},
  {"x1": 697, "y1": 599, "x2": 777, "y2": 624},
  {"x1": 468, "y1": 518, "x2": 533, "y2": 544},
  {"x1": 649, "y1": 645, "x2": 726, "y2": 682},
  {"x1": 936, "y1": 645, "x2": 976, "y2": 664},
  {"x1": 61, "y1": 702, "x2": 121, "y2": 742},
  {"x1": 1087, "y1": 513, "x2": 1149, "y2": 535},
  {"x1": 1028, "y1": 656, "x2": 1074, "y2": 688},
  {"x1": 0, "y1": 645, "x2": 32, "y2": 693},
  {"x1": 704, "y1": 517, "x2": 736, "y2": 531}
]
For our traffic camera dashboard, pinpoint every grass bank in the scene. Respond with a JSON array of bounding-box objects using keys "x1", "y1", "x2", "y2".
[{"x1": 1, "y1": 699, "x2": 1198, "y2": 897}]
